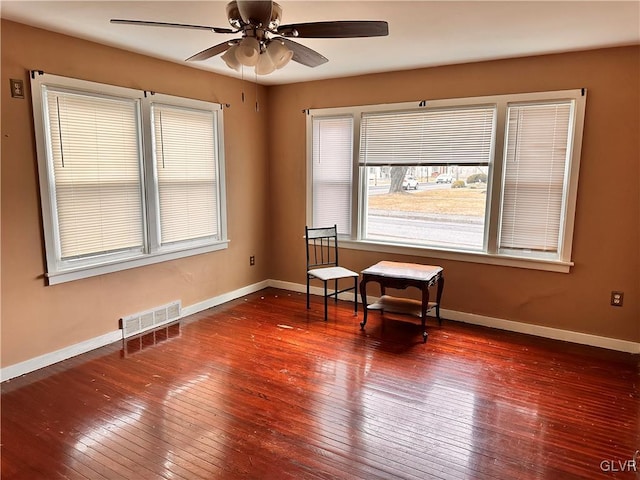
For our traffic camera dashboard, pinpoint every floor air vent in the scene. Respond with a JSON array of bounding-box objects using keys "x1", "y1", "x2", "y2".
[{"x1": 120, "y1": 300, "x2": 182, "y2": 338}]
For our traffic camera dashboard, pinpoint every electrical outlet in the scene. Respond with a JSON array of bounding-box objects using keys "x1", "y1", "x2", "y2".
[
  {"x1": 249, "y1": 255, "x2": 255, "y2": 266},
  {"x1": 10, "y1": 79, "x2": 24, "y2": 99},
  {"x1": 610, "y1": 291, "x2": 624, "y2": 307}
]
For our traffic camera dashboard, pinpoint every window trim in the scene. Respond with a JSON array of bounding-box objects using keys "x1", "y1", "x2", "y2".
[
  {"x1": 306, "y1": 89, "x2": 586, "y2": 273},
  {"x1": 31, "y1": 73, "x2": 228, "y2": 285}
]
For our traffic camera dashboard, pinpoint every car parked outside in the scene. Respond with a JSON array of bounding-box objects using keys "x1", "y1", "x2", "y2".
[
  {"x1": 436, "y1": 174, "x2": 454, "y2": 184},
  {"x1": 402, "y1": 176, "x2": 419, "y2": 190}
]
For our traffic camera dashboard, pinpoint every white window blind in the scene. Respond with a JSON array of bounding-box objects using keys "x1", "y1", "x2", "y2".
[
  {"x1": 359, "y1": 107, "x2": 496, "y2": 166},
  {"x1": 45, "y1": 89, "x2": 144, "y2": 259},
  {"x1": 499, "y1": 101, "x2": 573, "y2": 253},
  {"x1": 311, "y1": 116, "x2": 353, "y2": 235},
  {"x1": 153, "y1": 104, "x2": 220, "y2": 245}
]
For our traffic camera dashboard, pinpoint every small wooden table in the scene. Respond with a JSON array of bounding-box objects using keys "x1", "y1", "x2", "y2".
[{"x1": 359, "y1": 261, "x2": 444, "y2": 342}]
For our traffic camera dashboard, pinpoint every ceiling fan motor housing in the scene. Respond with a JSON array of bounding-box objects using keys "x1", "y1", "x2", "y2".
[{"x1": 226, "y1": 1, "x2": 282, "y2": 30}]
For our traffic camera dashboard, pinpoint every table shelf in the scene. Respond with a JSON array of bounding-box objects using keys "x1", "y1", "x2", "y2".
[{"x1": 367, "y1": 295, "x2": 438, "y2": 319}]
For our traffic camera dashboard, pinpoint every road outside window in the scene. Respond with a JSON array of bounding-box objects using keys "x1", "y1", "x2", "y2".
[{"x1": 366, "y1": 167, "x2": 489, "y2": 250}]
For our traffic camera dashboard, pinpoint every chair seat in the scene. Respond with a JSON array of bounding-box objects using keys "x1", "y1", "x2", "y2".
[{"x1": 308, "y1": 266, "x2": 359, "y2": 281}]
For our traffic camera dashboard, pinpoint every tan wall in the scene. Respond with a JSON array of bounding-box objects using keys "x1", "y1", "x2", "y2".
[
  {"x1": 267, "y1": 46, "x2": 640, "y2": 343},
  {"x1": 1, "y1": 20, "x2": 639, "y2": 372},
  {"x1": 1, "y1": 20, "x2": 271, "y2": 368}
]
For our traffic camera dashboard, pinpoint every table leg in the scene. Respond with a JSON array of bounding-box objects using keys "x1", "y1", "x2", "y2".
[
  {"x1": 359, "y1": 277, "x2": 368, "y2": 330},
  {"x1": 435, "y1": 275, "x2": 445, "y2": 326}
]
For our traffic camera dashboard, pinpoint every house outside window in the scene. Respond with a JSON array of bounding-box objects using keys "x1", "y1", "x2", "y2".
[
  {"x1": 31, "y1": 73, "x2": 228, "y2": 284},
  {"x1": 307, "y1": 89, "x2": 586, "y2": 272}
]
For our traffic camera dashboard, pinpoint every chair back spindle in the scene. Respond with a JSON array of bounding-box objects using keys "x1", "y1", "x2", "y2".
[{"x1": 306, "y1": 225, "x2": 339, "y2": 269}]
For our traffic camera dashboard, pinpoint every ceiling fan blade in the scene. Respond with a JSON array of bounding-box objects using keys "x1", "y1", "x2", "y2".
[
  {"x1": 186, "y1": 41, "x2": 235, "y2": 61},
  {"x1": 279, "y1": 38, "x2": 328, "y2": 68},
  {"x1": 110, "y1": 19, "x2": 234, "y2": 34},
  {"x1": 278, "y1": 20, "x2": 389, "y2": 38},
  {"x1": 236, "y1": 0, "x2": 273, "y2": 26}
]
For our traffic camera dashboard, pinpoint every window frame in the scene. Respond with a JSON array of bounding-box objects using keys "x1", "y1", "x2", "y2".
[
  {"x1": 31, "y1": 73, "x2": 228, "y2": 285},
  {"x1": 306, "y1": 89, "x2": 587, "y2": 273},
  {"x1": 309, "y1": 114, "x2": 355, "y2": 235},
  {"x1": 144, "y1": 94, "x2": 227, "y2": 253}
]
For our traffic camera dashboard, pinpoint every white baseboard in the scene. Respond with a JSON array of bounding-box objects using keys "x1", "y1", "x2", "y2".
[
  {"x1": 0, "y1": 280, "x2": 271, "y2": 383},
  {"x1": 269, "y1": 279, "x2": 360, "y2": 300},
  {"x1": 269, "y1": 280, "x2": 640, "y2": 354},
  {"x1": 0, "y1": 330, "x2": 123, "y2": 382},
  {"x1": 3, "y1": 278, "x2": 637, "y2": 383},
  {"x1": 181, "y1": 280, "x2": 270, "y2": 317},
  {"x1": 442, "y1": 309, "x2": 640, "y2": 354}
]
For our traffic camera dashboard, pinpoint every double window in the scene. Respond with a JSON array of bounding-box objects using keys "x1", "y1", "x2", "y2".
[
  {"x1": 31, "y1": 73, "x2": 227, "y2": 284},
  {"x1": 307, "y1": 90, "x2": 586, "y2": 272}
]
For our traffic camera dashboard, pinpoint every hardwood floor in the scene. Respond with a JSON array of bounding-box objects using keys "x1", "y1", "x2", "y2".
[{"x1": 2, "y1": 288, "x2": 639, "y2": 479}]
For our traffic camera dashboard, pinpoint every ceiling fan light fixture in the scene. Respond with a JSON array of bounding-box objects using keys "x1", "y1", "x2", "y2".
[
  {"x1": 235, "y1": 36, "x2": 260, "y2": 66},
  {"x1": 267, "y1": 40, "x2": 293, "y2": 69},
  {"x1": 221, "y1": 45, "x2": 242, "y2": 71},
  {"x1": 255, "y1": 52, "x2": 276, "y2": 75}
]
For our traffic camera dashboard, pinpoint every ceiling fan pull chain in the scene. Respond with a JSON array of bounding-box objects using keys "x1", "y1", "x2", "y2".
[
  {"x1": 241, "y1": 65, "x2": 245, "y2": 103},
  {"x1": 255, "y1": 71, "x2": 259, "y2": 112}
]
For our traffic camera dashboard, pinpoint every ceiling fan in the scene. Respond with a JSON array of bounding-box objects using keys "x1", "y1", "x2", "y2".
[{"x1": 111, "y1": 0, "x2": 389, "y2": 75}]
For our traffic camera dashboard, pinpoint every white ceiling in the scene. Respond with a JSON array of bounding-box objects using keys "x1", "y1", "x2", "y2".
[{"x1": 2, "y1": 1, "x2": 639, "y2": 85}]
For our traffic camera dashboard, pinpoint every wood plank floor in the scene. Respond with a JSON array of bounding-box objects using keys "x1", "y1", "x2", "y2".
[{"x1": 2, "y1": 288, "x2": 639, "y2": 479}]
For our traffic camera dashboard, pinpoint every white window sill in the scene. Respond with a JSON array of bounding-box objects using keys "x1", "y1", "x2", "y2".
[
  {"x1": 340, "y1": 239, "x2": 572, "y2": 273},
  {"x1": 46, "y1": 240, "x2": 230, "y2": 285}
]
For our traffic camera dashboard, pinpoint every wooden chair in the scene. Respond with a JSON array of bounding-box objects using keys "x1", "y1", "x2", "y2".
[{"x1": 305, "y1": 225, "x2": 358, "y2": 321}]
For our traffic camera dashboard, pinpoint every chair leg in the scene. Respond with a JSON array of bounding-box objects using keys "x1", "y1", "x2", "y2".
[
  {"x1": 353, "y1": 277, "x2": 358, "y2": 314},
  {"x1": 334, "y1": 279, "x2": 338, "y2": 303},
  {"x1": 324, "y1": 281, "x2": 328, "y2": 321},
  {"x1": 306, "y1": 275, "x2": 310, "y2": 309}
]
